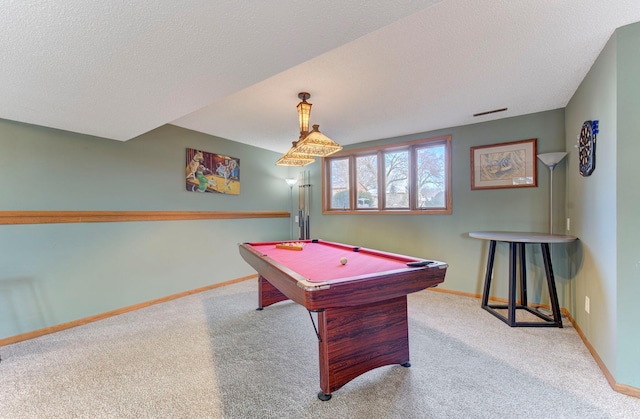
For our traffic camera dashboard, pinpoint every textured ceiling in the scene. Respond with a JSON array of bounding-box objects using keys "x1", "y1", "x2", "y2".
[{"x1": 2, "y1": 1, "x2": 639, "y2": 153}]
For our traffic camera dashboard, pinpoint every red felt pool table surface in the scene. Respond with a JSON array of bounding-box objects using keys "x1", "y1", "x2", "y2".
[{"x1": 248, "y1": 240, "x2": 415, "y2": 282}]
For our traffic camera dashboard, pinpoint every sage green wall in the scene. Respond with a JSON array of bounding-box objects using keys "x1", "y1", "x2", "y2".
[
  {"x1": 309, "y1": 109, "x2": 572, "y2": 306},
  {"x1": 565, "y1": 21, "x2": 640, "y2": 389},
  {"x1": 565, "y1": 32, "x2": 618, "y2": 378},
  {"x1": 615, "y1": 22, "x2": 640, "y2": 388},
  {"x1": 0, "y1": 120, "x2": 294, "y2": 339}
]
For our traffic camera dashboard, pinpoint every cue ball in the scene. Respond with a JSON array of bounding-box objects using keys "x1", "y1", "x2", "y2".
[{"x1": 340, "y1": 257, "x2": 347, "y2": 265}]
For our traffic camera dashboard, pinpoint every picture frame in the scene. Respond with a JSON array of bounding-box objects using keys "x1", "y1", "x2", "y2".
[
  {"x1": 185, "y1": 148, "x2": 240, "y2": 195},
  {"x1": 470, "y1": 138, "x2": 537, "y2": 190}
]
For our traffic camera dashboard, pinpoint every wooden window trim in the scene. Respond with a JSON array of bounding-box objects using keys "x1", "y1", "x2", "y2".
[{"x1": 322, "y1": 135, "x2": 452, "y2": 215}]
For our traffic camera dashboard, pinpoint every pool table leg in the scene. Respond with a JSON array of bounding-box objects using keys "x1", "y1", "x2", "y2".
[
  {"x1": 316, "y1": 296, "x2": 410, "y2": 399},
  {"x1": 257, "y1": 276, "x2": 289, "y2": 309}
]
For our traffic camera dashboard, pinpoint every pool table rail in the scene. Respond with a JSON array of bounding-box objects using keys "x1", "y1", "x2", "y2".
[{"x1": 238, "y1": 241, "x2": 447, "y2": 310}]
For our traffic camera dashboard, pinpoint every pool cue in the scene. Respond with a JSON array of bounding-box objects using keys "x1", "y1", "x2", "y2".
[
  {"x1": 305, "y1": 170, "x2": 311, "y2": 239},
  {"x1": 298, "y1": 171, "x2": 304, "y2": 240}
]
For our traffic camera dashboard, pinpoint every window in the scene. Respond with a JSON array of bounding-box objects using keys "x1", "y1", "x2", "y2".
[
  {"x1": 323, "y1": 135, "x2": 451, "y2": 214},
  {"x1": 355, "y1": 154, "x2": 378, "y2": 209},
  {"x1": 384, "y1": 149, "x2": 409, "y2": 208},
  {"x1": 329, "y1": 158, "x2": 349, "y2": 210}
]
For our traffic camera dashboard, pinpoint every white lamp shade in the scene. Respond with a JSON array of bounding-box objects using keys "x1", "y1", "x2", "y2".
[
  {"x1": 285, "y1": 178, "x2": 298, "y2": 187},
  {"x1": 537, "y1": 152, "x2": 567, "y2": 168}
]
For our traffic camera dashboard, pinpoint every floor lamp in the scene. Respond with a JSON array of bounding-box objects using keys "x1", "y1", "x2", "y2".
[
  {"x1": 537, "y1": 152, "x2": 567, "y2": 234},
  {"x1": 285, "y1": 178, "x2": 298, "y2": 239}
]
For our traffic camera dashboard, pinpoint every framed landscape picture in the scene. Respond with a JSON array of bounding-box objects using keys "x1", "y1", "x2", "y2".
[
  {"x1": 470, "y1": 138, "x2": 537, "y2": 190},
  {"x1": 185, "y1": 148, "x2": 240, "y2": 195}
]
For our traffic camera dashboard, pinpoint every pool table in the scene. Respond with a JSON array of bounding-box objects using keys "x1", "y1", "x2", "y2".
[{"x1": 238, "y1": 239, "x2": 448, "y2": 400}]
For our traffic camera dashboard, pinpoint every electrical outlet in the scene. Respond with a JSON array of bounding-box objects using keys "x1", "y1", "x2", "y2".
[
  {"x1": 566, "y1": 217, "x2": 571, "y2": 231},
  {"x1": 585, "y1": 296, "x2": 590, "y2": 314}
]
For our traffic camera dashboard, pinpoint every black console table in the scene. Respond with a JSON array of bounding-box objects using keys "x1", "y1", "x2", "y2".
[{"x1": 469, "y1": 231, "x2": 577, "y2": 328}]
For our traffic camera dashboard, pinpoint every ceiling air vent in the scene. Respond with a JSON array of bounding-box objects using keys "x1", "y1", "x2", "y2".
[{"x1": 473, "y1": 108, "x2": 507, "y2": 117}]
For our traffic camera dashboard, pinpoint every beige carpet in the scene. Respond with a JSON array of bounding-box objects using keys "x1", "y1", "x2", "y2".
[{"x1": 1, "y1": 279, "x2": 639, "y2": 418}]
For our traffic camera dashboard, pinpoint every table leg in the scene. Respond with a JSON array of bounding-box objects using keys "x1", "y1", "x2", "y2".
[
  {"x1": 507, "y1": 243, "x2": 517, "y2": 326},
  {"x1": 480, "y1": 239, "x2": 563, "y2": 328},
  {"x1": 481, "y1": 240, "x2": 497, "y2": 307},
  {"x1": 257, "y1": 276, "x2": 289, "y2": 309},
  {"x1": 541, "y1": 243, "x2": 563, "y2": 328},
  {"x1": 519, "y1": 243, "x2": 528, "y2": 306},
  {"x1": 317, "y1": 296, "x2": 410, "y2": 400}
]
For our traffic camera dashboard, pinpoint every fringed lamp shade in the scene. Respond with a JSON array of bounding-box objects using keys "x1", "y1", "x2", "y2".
[
  {"x1": 275, "y1": 92, "x2": 341, "y2": 165},
  {"x1": 294, "y1": 124, "x2": 342, "y2": 157},
  {"x1": 275, "y1": 141, "x2": 316, "y2": 166}
]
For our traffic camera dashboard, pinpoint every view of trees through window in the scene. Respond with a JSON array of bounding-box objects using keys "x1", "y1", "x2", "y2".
[
  {"x1": 324, "y1": 136, "x2": 451, "y2": 214},
  {"x1": 384, "y1": 150, "x2": 409, "y2": 208},
  {"x1": 416, "y1": 145, "x2": 446, "y2": 208},
  {"x1": 356, "y1": 155, "x2": 377, "y2": 208},
  {"x1": 330, "y1": 158, "x2": 349, "y2": 209}
]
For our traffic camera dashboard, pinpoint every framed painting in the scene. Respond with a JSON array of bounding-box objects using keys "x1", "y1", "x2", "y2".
[
  {"x1": 185, "y1": 148, "x2": 240, "y2": 195},
  {"x1": 470, "y1": 138, "x2": 537, "y2": 190}
]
